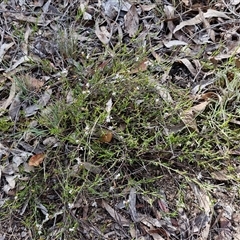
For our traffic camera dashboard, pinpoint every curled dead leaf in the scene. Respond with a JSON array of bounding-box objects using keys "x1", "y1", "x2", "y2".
[
  {"x1": 180, "y1": 101, "x2": 210, "y2": 132},
  {"x1": 125, "y1": 5, "x2": 139, "y2": 37},
  {"x1": 28, "y1": 153, "x2": 45, "y2": 166},
  {"x1": 95, "y1": 21, "x2": 111, "y2": 45},
  {"x1": 99, "y1": 131, "x2": 113, "y2": 143},
  {"x1": 199, "y1": 92, "x2": 219, "y2": 101},
  {"x1": 179, "y1": 58, "x2": 197, "y2": 76}
]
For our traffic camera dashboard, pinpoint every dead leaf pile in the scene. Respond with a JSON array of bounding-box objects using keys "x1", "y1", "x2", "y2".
[{"x1": 0, "y1": 143, "x2": 34, "y2": 196}]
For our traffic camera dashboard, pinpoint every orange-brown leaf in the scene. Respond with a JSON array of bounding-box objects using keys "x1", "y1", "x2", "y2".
[
  {"x1": 130, "y1": 59, "x2": 149, "y2": 74},
  {"x1": 99, "y1": 131, "x2": 113, "y2": 143},
  {"x1": 235, "y1": 58, "x2": 240, "y2": 68},
  {"x1": 28, "y1": 153, "x2": 45, "y2": 166},
  {"x1": 199, "y1": 92, "x2": 218, "y2": 101},
  {"x1": 25, "y1": 74, "x2": 44, "y2": 91}
]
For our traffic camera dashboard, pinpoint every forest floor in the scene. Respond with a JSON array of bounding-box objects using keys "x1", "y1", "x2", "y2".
[{"x1": 0, "y1": 0, "x2": 240, "y2": 239}]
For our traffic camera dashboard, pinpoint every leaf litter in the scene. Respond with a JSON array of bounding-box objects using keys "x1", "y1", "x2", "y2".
[{"x1": 0, "y1": 0, "x2": 240, "y2": 239}]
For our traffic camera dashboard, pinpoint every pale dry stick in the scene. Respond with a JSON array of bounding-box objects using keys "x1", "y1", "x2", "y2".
[
  {"x1": 222, "y1": 0, "x2": 240, "y2": 18},
  {"x1": 0, "y1": 29, "x2": 4, "y2": 45},
  {"x1": 192, "y1": 65, "x2": 202, "y2": 84},
  {"x1": 211, "y1": 208, "x2": 224, "y2": 229}
]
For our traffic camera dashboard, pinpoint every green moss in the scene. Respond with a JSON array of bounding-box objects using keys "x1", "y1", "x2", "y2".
[{"x1": 0, "y1": 117, "x2": 13, "y2": 131}]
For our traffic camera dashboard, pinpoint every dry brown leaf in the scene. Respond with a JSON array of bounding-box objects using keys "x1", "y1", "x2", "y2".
[
  {"x1": 22, "y1": 25, "x2": 32, "y2": 55},
  {"x1": 149, "y1": 77, "x2": 173, "y2": 103},
  {"x1": 211, "y1": 170, "x2": 231, "y2": 181},
  {"x1": 140, "y1": 213, "x2": 162, "y2": 228},
  {"x1": 211, "y1": 41, "x2": 240, "y2": 61},
  {"x1": 38, "y1": 88, "x2": 52, "y2": 107},
  {"x1": 100, "y1": 131, "x2": 113, "y2": 143},
  {"x1": 129, "y1": 188, "x2": 138, "y2": 222},
  {"x1": 190, "y1": 183, "x2": 212, "y2": 239},
  {"x1": 24, "y1": 88, "x2": 52, "y2": 117},
  {"x1": 151, "y1": 50, "x2": 162, "y2": 63},
  {"x1": 0, "y1": 42, "x2": 14, "y2": 63},
  {"x1": 28, "y1": 153, "x2": 45, "y2": 166},
  {"x1": 198, "y1": 92, "x2": 219, "y2": 101},
  {"x1": 147, "y1": 228, "x2": 166, "y2": 240},
  {"x1": 66, "y1": 90, "x2": 74, "y2": 104},
  {"x1": 191, "y1": 101, "x2": 210, "y2": 113},
  {"x1": 98, "y1": 59, "x2": 112, "y2": 70},
  {"x1": 173, "y1": 9, "x2": 230, "y2": 33},
  {"x1": 0, "y1": 79, "x2": 16, "y2": 114},
  {"x1": 130, "y1": 59, "x2": 149, "y2": 74},
  {"x1": 9, "y1": 92, "x2": 21, "y2": 120},
  {"x1": 179, "y1": 59, "x2": 197, "y2": 76},
  {"x1": 180, "y1": 101, "x2": 209, "y2": 132},
  {"x1": 163, "y1": 40, "x2": 188, "y2": 48},
  {"x1": 5, "y1": 175, "x2": 16, "y2": 189},
  {"x1": 191, "y1": 77, "x2": 216, "y2": 95},
  {"x1": 101, "y1": 200, "x2": 129, "y2": 226},
  {"x1": 181, "y1": 110, "x2": 198, "y2": 131},
  {"x1": 125, "y1": 5, "x2": 139, "y2": 37},
  {"x1": 142, "y1": 219, "x2": 171, "y2": 240},
  {"x1": 164, "y1": 5, "x2": 175, "y2": 39},
  {"x1": 95, "y1": 21, "x2": 111, "y2": 45},
  {"x1": 199, "y1": 8, "x2": 215, "y2": 42},
  {"x1": 204, "y1": 9, "x2": 230, "y2": 19},
  {"x1": 192, "y1": 59, "x2": 202, "y2": 71},
  {"x1": 173, "y1": 14, "x2": 202, "y2": 33},
  {"x1": 235, "y1": 58, "x2": 240, "y2": 68},
  {"x1": 6, "y1": 56, "x2": 31, "y2": 73},
  {"x1": 24, "y1": 75, "x2": 44, "y2": 91},
  {"x1": 148, "y1": 230, "x2": 165, "y2": 240},
  {"x1": 80, "y1": 3, "x2": 92, "y2": 20},
  {"x1": 102, "y1": 0, "x2": 131, "y2": 19},
  {"x1": 140, "y1": 4, "x2": 156, "y2": 11}
]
